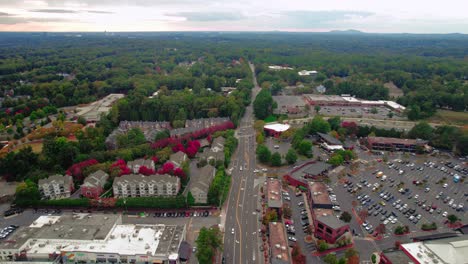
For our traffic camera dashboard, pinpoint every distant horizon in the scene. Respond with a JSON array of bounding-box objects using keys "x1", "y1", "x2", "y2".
[
  {"x1": 1, "y1": 0, "x2": 467, "y2": 33},
  {"x1": 0, "y1": 29, "x2": 467, "y2": 35}
]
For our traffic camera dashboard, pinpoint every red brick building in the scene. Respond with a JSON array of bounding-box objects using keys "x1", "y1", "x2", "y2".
[
  {"x1": 365, "y1": 137, "x2": 428, "y2": 153},
  {"x1": 81, "y1": 170, "x2": 109, "y2": 199},
  {"x1": 308, "y1": 182, "x2": 350, "y2": 244}
]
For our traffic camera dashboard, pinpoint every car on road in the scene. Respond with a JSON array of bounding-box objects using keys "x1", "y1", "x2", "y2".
[
  {"x1": 231, "y1": 228, "x2": 235, "y2": 234},
  {"x1": 288, "y1": 236, "x2": 297, "y2": 242},
  {"x1": 442, "y1": 211, "x2": 448, "y2": 217}
]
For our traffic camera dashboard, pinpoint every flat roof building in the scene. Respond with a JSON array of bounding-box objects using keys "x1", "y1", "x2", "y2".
[
  {"x1": 264, "y1": 123, "x2": 291, "y2": 138},
  {"x1": 0, "y1": 214, "x2": 186, "y2": 264},
  {"x1": 283, "y1": 161, "x2": 332, "y2": 188},
  {"x1": 400, "y1": 235, "x2": 468, "y2": 264},
  {"x1": 365, "y1": 136, "x2": 428, "y2": 153},
  {"x1": 268, "y1": 222, "x2": 291, "y2": 264},
  {"x1": 267, "y1": 178, "x2": 283, "y2": 209}
]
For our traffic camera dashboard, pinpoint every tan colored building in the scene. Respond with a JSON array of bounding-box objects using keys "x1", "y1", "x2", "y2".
[
  {"x1": 38, "y1": 174, "x2": 74, "y2": 199},
  {"x1": 112, "y1": 174, "x2": 180, "y2": 198},
  {"x1": 189, "y1": 165, "x2": 216, "y2": 204}
]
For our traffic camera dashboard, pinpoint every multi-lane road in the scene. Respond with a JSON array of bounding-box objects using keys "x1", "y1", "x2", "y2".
[{"x1": 223, "y1": 62, "x2": 262, "y2": 264}]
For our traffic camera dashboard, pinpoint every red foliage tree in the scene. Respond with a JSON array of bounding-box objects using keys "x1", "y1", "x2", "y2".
[
  {"x1": 347, "y1": 255, "x2": 360, "y2": 264},
  {"x1": 172, "y1": 143, "x2": 185, "y2": 153},
  {"x1": 138, "y1": 166, "x2": 155, "y2": 176},
  {"x1": 174, "y1": 167, "x2": 186, "y2": 180},
  {"x1": 66, "y1": 159, "x2": 99, "y2": 183},
  {"x1": 342, "y1": 121, "x2": 358, "y2": 136},
  {"x1": 158, "y1": 162, "x2": 175, "y2": 175},
  {"x1": 110, "y1": 159, "x2": 131, "y2": 176}
]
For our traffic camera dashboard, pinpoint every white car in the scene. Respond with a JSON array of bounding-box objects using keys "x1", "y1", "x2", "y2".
[
  {"x1": 442, "y1": 211, "x2": 448, "y2": 217},
  {"x1": 383, "y1": 220, "x2": 389, "y2": 225},
  {"x1": 231, "y1": 228, "x2": 235, "y2": 234},
  {"x1": 391, "y1": 219, "x2": 397, "y2": 224},
  {"x1": 443, "y1": 183, "x2": 448, "y2": 188},
  {"x1": 240, "y1": 167, "x2": 243, "y2": 171},
  {"x1": 254, "y1": 169, "x2": 260, "y2": 173},
  {"x1": 262, "y1": 168, "x2": 268, "y2": 172}
]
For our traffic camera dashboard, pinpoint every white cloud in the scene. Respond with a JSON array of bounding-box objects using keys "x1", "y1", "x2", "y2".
[{"x1": 0, "y1": 0, "x2": 467, "y2": 32}]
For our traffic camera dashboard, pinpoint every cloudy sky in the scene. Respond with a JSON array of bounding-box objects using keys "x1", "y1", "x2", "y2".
[{"x1": 0, "y1": 0, "x2": 467, "y2": 33}]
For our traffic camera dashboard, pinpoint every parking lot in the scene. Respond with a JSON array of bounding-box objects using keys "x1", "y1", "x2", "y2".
[
  {"x1": 329, "y1": 153, "x2": 467, "y2": 250},
  {"x1": 315, "y1": 106, "x2": 405, "y2": 120}
]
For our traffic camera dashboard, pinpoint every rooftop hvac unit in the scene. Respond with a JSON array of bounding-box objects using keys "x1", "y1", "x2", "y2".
[
  {"x1": 121, "y1": 234, "x2": 126, "y2": 238},
  {"x1": 90, "y1": 246, "x2": 94, "y2": 249},
  {"x1": 138, "y1": 237, "x2": 143, "y2": 241},
  {"x1": 82, "y1": 229, "x2": 87, "y2": 233},
  {"x1": 104, "y1": 217, "x2": 108, "y2": 220},
  {"x1": 54, "y1": 228, "x2": 59, "y2": 231},
  {"x1": 146, "y1": 251, "x2": 152, "y2": 255},
  {"x1": 132, "y1": 233, "x2": 138, "y2": 237},
  {"x1": 110, "y1": 235, "x2": 115, "y2": 239},
  {"x1": 417, "y1": 253, "x2": 422, "y2": 258},
  {"x1": 145, "y1": 244, "x2": 150, "y2": 249},
  {"x1": 433, "y1": 260, "x2": 439, "y2": 263},
  {"x1": 38, "y1": 243, "x2": 45, "y2": 248}
]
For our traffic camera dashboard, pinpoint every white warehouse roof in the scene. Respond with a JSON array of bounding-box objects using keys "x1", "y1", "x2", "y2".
[{"x1": 264, "y1": 123, "x2": 291, "y2": 132}]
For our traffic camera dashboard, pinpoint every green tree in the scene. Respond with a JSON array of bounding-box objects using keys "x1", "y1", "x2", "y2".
[
  {"x1": 456, "y1": 134, "x2": 468, "y2": 156},
  {"x1": 77, "y1": 116, "x2": 87, "y2": 126},
  {"x1": 318, "y1": 240, "x2": 329, "y2": 252},
  {"x1": 314, "y1": 105, "x2": 321, "y2": 113},
  {"x1": 285, "y1": 148, "x2": 298, "y2": 164},
  {"x1": 270, "y1": 82, "x2": 283, "y2": 95},
  {"x1": 370, "y1": 107, "x2": 378, "y2": 114},
  {"x1": 271, "y1": 152, "x2": 282, "y2": 166},
  {"x1": 253, "y1": 89, "x2": 275, "y2": 120},
  {"x1": 324, "y1": 253, "x2": 338, "y2": 264},
  {"x1": 328, "y1": 116, "x2": 341, "y2": 131},
  {"x1": 308, "y1": 115, "x2": 331, "y2": 134},
  {"x1": 116, "y1": 128, "x2": 146, "y2": 148},
  {"x1": 339, "y1": 211, "x2": 352, "y2": 223},
  {"x1": 256, "y1": 144, "x2": 271, "y2": 163},
  {"x1": 297, "y1": 140, "x2": 313, "y2": 157},
  {"x1": 187, "y1": 191, "x2": 195, "y2": 206},
  {"x1": 195, "y1": 227, "x2": 223, "y2": 264},
  {"x1": 408, "y1": 121, "x2": 433, "y2": 140},
  {"x1": 328, "y1": 154, "x2": 344, "y2": 166},
  {"x1": 447, "y1": 214, "x2": 459, "y2": 224},
  {"x1": 15, "y1": 180, "x2": 40, "y2": 205}
]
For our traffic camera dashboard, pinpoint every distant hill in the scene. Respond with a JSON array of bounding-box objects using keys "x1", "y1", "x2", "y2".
[{"x1": 327, "y1": 29, "x2": 366, "y2": 34}]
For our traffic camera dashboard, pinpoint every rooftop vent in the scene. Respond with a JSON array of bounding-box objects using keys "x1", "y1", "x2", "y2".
[
  {"x1": 82, "y1": 229, "x2": 87, "y2": 233},
  {"x1": 138, "y1": 237, "x2": 143, "y2": 241},
  {"x1": 90, "y1": 246, "x2": 94, "y2": 249},
  {"x1": 145, "y1": 244, "x2": 150, "y2": 249}
]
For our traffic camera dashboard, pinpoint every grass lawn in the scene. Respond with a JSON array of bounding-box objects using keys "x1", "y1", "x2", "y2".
[
  {"x1": 264, "y1": 115, "x2": 277, "y2": 123},
  {"x1": 428, "y1": 110, "x2": 468, "y2": 125},
  {"x1": 13, "y1": 141, "x2": 43, "y2": 153}
]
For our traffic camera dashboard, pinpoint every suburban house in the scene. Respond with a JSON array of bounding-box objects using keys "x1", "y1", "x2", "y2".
[
  {"x1": 189, "y1": 165, "x2": 216, "y2": 204},
  {"x1": 38, "y1": 174, "x2": 74, "y2": 199},
  {"x1": 199, "y1": 148, "x2": 224, "y2": 163},
  {"x1": 211, "y1": 137, "x2": 225, "y2": 153},
  {"x1": 112, "y1": 174, "x2": 180, "y2": 198},
  {"x1": 170, "y1": 151, "x2": 188, "y2": 167},
  {"x1": 81, "y1": 170, "x2": 109, "y2": 199},
  {"x1": 127, "y1": 158, "x2": 155, "y2": 174}
]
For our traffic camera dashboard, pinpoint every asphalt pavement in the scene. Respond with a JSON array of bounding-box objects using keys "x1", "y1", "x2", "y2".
[{"x1": 223, "y1": 62, "x2": 262, "y2": 264}]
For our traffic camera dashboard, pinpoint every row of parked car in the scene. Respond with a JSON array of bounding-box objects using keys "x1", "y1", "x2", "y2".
[
  {"x1": 0, "y1": 225, "x2": 19, "y2": 239},
  {"x1": 153, "y1": 211, "x2": 210, "y2": 217},
  {"x1": 3, "y1": 207, "x2": 23, "y2": 217}
]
